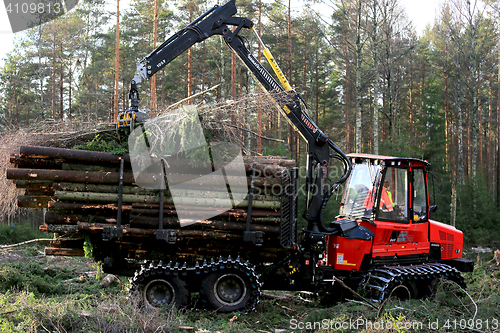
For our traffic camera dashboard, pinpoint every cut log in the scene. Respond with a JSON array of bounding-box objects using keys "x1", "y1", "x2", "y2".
[
  {"x1": 45, "y1": 247, "x2": 85, "y2": 256},
  {"x1": 175, "y1": 249, "x2": 284, "y2": 260},
  {"x1": 14, "y1": 180, "x2": 53, "y2": 189},
  {"x1": 48, "y1": 202, "x2": 131, "y2": 211},
  {"x1": 62, "y1": 163, "x2": 124, "y2": 172},
  {"x1": 243, "y1": 156, "x2": 295, "y2": 167},
  {"x1": 39, "y1": 224, "x2": 79, "y2": 234},
  {"x1": 77, "y1": 222, "x2": 243, "y2": 240},
  {"x1": 50, "y1": 238, "x2": 84, "y2": 249},
  {"x1": 19, "y1": 145, "x2": 130, "y2": 165},
  {"x1": 18, "y1": 195, "x2": 53, "y2": 208},
  {"x1": 128, "y1": 215, "x2": 279, "y2": 232},
  {"x1": 129, "y1": 209, "x2": 279, "y2": 223},
  {"x1": 77, "y1": 223, "x2": 155, "y2": 236},
  {"x1": 44, "y1": 211, "x2": 115, "y2": 225},
  {"x1": 131, "y1": 204, "x2": 281, "y2": 217},
  {"x1": 53, "y1": 182, "x2": 156, "y2": 195},
  {"x1": 54, "y1": 191, "x2": 158, "y2": 203},
  {"x1": 7, "y1": 168, "x2": 136, "y2": 184},
  {"x1": 25, "y1": 188, "x2": 55, "y2": 196},
  {"x1": 10, "y1": 154, "x2": 63, "y2": 169},
  {"x1": 195, "y1": 220, "x2": 279, "y2": 233},
  {"x1": 8, "y1": 168, "x2": 280, "y2": 188},
  {"x1": 54, "y1": 191, "x2": 281, "y2": 209}
]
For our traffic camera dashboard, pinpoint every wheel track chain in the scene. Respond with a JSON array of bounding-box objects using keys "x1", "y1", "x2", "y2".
[
  {"x1": 359, "y1": 262, "x2": 465, "y2": 303},
  {"x1": 128, "y1": 255, "x2": 262, "y2": 311}
]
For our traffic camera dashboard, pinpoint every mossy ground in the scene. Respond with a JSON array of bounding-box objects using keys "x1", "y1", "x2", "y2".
[{"x1": 0, "y1": 245, "x2": 498, "y2": 332}]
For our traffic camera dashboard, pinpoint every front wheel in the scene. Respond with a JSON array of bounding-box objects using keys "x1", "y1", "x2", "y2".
[{"x1": 200, "y1": 268, "x2": 260, "y2": 312}]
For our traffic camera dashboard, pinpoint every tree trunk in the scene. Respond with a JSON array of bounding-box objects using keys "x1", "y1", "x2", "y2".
[
  {"x1": 52, "y1": 31, "x2": 56, "y2": 119},
  {"x1": 59, "y1": 44, "x2": 64, "y2": 120},
  {"x1": 113, "y1": 0, "x2": 120, "y2": 122},
  {"x1": 150, "y1": 0, "x2": 158, "y2": 113},
  {"x1": 344, "y1": 43, "x2": 351, "y2": 152},
  {"x1": 497, "y1": 17, "x2": 500, "y2": 208},
  {"x1": 355, "y1": 0, "x2": 362, "y2": 153},
  {"x1": 445, "y1": 44, "x2": 451, "y2": 173}
]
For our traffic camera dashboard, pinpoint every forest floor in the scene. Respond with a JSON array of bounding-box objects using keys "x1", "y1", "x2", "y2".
[{"x1": 0, "y1": 242, "x2": 499, "y2": 332}]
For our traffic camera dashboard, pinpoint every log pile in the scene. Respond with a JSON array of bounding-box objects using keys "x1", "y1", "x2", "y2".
[{"x1": 7, "y1": 145, "x2": 295, "y2": 259}]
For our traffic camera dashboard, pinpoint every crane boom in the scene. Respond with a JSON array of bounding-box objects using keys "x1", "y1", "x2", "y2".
[{"x1": 123, "y1": 0, "x2": 352, "y2": 234}]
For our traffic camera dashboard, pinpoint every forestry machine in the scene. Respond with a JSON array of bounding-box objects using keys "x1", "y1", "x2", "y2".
[{"x1": 119, "y1": 0, "x2": 473, "y2": 311}]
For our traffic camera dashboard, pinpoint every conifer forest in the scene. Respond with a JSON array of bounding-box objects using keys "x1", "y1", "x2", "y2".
[{"x1": 1, "y1": 0, "x2": 500, "y2": 245}]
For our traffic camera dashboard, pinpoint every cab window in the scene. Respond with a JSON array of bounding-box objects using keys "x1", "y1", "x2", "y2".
[
  {"x1": 413, "y1": 168, "x2": 428, "y2": 222},
  {"x1": 376, "y1": 166, "x2": 409, "y2": 223}
]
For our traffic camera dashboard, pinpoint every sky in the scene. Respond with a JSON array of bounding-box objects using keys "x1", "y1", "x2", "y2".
[{"x1": 0, "y1": 0, "x2": 440, "y2": 66}]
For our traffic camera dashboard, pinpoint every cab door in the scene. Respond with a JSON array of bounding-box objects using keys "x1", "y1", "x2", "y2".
[{"x1": 371, "y1": 164, "x2": 430, "y2": 262}]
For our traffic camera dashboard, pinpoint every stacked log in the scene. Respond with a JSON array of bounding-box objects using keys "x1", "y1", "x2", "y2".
[{"x1": 8, "y1": 145, "x2": 295, "y2": 259}]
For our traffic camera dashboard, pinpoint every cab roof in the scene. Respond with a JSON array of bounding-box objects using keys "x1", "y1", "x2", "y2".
[{"x1": 347, "y1": 153, "x2": 430, "y2": 167}]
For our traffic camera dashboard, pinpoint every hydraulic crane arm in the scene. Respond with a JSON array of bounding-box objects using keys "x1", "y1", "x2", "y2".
[{"x1": 127, "y1": 0, "x2": 352, "y2": 234}]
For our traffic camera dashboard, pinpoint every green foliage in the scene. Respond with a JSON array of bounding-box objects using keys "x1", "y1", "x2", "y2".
[
  {"x1": 260, "y1": 141, "x2": 291, "y2": 159},
  {"x1": 455, "y1": 178, "x2": 500, "y2": 246},
  {"x1": 73, "y1": 133, "x2": 129, "y2": 155},
  {"x1": 0, "y1": 223, "x2": 46, "y2": 245},
  {"x1": 83, "y1": 235, "x2": 93, "y2": 258}
]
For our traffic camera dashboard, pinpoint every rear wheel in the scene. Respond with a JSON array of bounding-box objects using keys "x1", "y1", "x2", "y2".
[{"x1": 129, "y1": 265, "x2": 190, "y2": 308}]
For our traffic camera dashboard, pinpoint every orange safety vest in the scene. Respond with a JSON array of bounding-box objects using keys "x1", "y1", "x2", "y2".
[
  {"x1": 380, "y1": 187, "x2": 394, "y2": 211},
  {"x1": 363, "y1": 187, "x2": 393, "y2": 211}
]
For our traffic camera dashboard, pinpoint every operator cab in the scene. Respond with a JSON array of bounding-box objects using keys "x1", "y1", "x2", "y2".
[
  {"x1": 340, "y1": 153, "x2": 430, "y2": 224},
  {"x1": 327, "y1": 153, "x2": 468, "y2": 271},
  {"x1": 325, "y1": 153, "x2": 435, "y2": 271}
]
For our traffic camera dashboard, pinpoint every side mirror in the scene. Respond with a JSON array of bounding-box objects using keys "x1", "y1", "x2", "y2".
[{"x1": 429, "y1": 205, "x2": 438, "y2": 219}]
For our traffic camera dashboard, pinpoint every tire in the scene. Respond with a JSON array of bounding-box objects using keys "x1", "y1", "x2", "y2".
[
  {"x1": 129, "y1": 266, "x2": 190, "y2": 308},
  {"x1": 200, "y1": 269, "x2": 253, "y2": 312}
]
